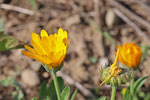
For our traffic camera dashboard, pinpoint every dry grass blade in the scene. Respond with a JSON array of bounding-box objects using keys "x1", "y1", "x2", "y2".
[
  {"x1": 107, "y1": 0, "x2": 150, "y2": 30},
  {"x1": 113, "y1": 8, "x2": 150, "y2": 43},
  {"x1": 0, "y1": 4, "x2": 35, "y2": 15},
  {"x1": 57, "y1": 71, "x2": 94, "y2": 97}
]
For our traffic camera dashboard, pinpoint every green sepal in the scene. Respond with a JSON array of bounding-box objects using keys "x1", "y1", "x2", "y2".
[
  {"x1": 117, "y1": 77, "x2": 121, "y2": 86},
  {"x1": 42, "y1": 62, "x2": 63, "y2": 73}
]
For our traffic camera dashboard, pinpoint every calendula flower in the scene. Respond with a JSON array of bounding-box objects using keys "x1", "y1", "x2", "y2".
[
  {"x1": 117, "y1": 43, "x2": 142, "y2": 68},
  {"x1": 22, "y1": 28, "x2": 68, "y2": 68}
]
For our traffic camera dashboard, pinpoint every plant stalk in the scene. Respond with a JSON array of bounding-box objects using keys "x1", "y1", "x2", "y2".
[
  {"x1": 52, "y1": 68, "x2": 61, "y2": 100},
  {"x1": 130, "y1": 68, "x2": 134, "y2": 100},
  {"x1": 111, "y1": 85, "x2": 117, "y2": 100}
]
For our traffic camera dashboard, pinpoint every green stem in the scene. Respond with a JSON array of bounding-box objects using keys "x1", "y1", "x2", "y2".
[
  {"x1": 52, "y1": 68, "x2": 61, "y2": 100},
  {"x1": 130, "y1": 68, "x2": 134, "y2": 100},
  {"x1": 111, "y1": 85, "x2": 117, "y2": 100}
]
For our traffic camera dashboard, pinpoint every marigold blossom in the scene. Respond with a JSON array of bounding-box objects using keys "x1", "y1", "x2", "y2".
[
  {"x1": 117, "y1": 43, "x2": 142, "y2": 68},
  {"x1": 22, "y1": 28, "x2": 68, "y2": 68}
]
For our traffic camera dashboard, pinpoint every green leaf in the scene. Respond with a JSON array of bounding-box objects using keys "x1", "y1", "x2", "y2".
[
  {"x1": 97, "y1": 96, "x2": 106, "y2": 100},
  {"x1": 0, "y1": 77, "x2": 24, "y2": 100},
  {"x1": 123, "y1": 87, "x2": 130, "y2": 100},
  {"x1": 140, "y1": 45, "x2": 150, "y2": 62},
  {"x1": 45, "y1": 96, "x2": 51, "y2": 100},
  {"x1": 133, "y1": 96, "x2": 138, "y2": 100},
  {"x1": 39, "y1": 81, "x2": 47, "y2": 100},
  {"x1": 29, "y1": 0, "x2": 38, "y2": 10},
  {"x1": 145, "y1": 93, "x2": 150, "y2": 100},
  {"x1": 0, "y1": 32, "x2": 24, "y2": 52},
  {"x1": 102, "y1": 32, "x2": 116, "y2": 47},
  {"x1": 31, "y1": 97, "x2": 38, "y2": 100},
  {"x1": 61, "y1": 86, "x2": 70, "y2": 100},
  {"x1": 88, "y1": 18, "x2": 116, "y2": 47},
  {"x1": 89, "y1": 56, "x2": 97, "y2": 64},
  {"x1": 46, "y1": 77, "x2": 64, "y2": 100},
  {"x1": 58, "y1": 77, "x2": 65, "y2": 92},
  {"x1": 46, "y1": 80, "x2": 56, "y2": 98},
  {"x1": 134, "y1": 76, "x2": 149, "y2": 94},
  {"x1": 70, "y1": 89, "x2": 78, "y2": 100},
  {"x1": 0, "y1": 18, "x2": 5, "y2": 31},
  {"x1": 138, "y1": 91, "x2": 145, "y2": 98}
]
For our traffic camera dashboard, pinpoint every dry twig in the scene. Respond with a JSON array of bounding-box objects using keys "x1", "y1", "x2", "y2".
[
  {"x1": 134, "y1": 0, "x2": 150, "y2": 16},
  {"x1": 57, "y1": 71, "x2": 94, "y2": 97},
  {"x1": 0, "y1": 4, "x2": 34, "y2": 15},
  {"x1": 113, "y1": 8, "x2": 150, "y2": 42},
  {"x1": 107, "y1": 0, "x2": 150, "y2": 29},
  {"x1": 93, "y1": 0, "x2": 101, "y2": 25}
]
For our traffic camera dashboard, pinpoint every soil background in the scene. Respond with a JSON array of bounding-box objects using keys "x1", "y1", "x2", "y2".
[{"x1": 0, "y1": 0, "x2": 150, "y2": 100}]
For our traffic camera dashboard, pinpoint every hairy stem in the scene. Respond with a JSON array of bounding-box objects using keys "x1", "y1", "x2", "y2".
[
  {"x1": 111, "y1": 85, "x2": 117, "y2": 100},
  {"x1": 52, "y1": 68, "x2": 61, "y2": 100}
]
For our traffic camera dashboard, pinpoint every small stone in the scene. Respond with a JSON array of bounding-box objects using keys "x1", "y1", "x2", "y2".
[
  {"x1": 21, "y1": 69, "x2": 39, "y2": 87},
  {"x1": 42, "y1": 72, "x2": 49, "y2": 78},
  {"x1": 65, "y1": 15, "x2": 80, "y2": 26},
  {"x1": 99, "y1": 57, "x2": 109, "y2": 68},
  {"x1": 105, "y1": 9, "x2": 116, "y2": 28},
  {"x1": 30, "y1": 61, "x2": 41, "y2": 71}
]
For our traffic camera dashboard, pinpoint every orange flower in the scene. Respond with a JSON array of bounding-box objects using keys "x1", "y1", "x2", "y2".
[
  {"x1": 22, "y1": 28, "x2": 68, "y2": 68},
  {"x1": 117, "y1": 43, "x2": 142, "y2": 68}
]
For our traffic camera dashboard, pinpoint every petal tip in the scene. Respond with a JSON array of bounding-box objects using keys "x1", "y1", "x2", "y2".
[{"x1": 41, "y1": 29, "x2": 48, "y2": 37}]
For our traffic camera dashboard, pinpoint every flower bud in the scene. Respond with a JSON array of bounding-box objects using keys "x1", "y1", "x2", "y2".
[
  {"x1": 120, "y1": 74, "x2": 127, "y2": 84},
  {"x1": 117, "y1": 43, "x2": 142, "y2": 68},
  {"x1": 100, "y1": 67, "x2": 132, "y2": 86},
  {"x1": 110, "y1": 77, "x2": 117, "y2": 85},
  {"x1": 116, "y1": 77, "x2": 121, "y2": 86}
]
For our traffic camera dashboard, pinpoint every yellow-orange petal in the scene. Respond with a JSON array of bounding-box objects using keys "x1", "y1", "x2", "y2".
[
  {"x1": 41, "y1": 37, "x2": 52, "y2": 54},
  {"x1": 58, "y1": 28, "x2": 63, "y2": 36},
  {"x1": 58, "y1": 28, "x2": 67, "y2": 40},
  {"x1": 22, "y1": 28, "x2": 68, "y2": 68},
  {"x1": 24, "y1": 45, "x2": 35, "y2": 54},
  {"x1": 40, "y1": 29, "x2": 48, "y2": 38},
  {"x1": 31, "y1": 40, "x2": 48, "y2": 55},
  {"x1": 63, "y1": 30, "x2": 68, "y2": 39},
  {"x1": 117, "y1": 43, "x2": 142, "y2": 68},
  {"x1": 120, "y1": 49, "x2": 127, "y2": 64},
  {"x1": 22, "y1": 50, "x2": 43, "y2": 62},
  {"x1": 22, "y1": 50, "x2": 53, "y2": 65},
  {"x1": 55, "y1": 50, "x2": 64, "y2": 62},
  {"x1": 31, "y1": 32, "x2": 41, "y2": 42}
]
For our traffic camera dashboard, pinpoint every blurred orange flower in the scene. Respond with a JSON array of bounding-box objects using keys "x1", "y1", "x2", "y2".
[
  {"x1": 22, "y1": 28, "x2": 68, "y2": 68},
  {"x1": 117, "y1": 43, "x2": 142, "y2": 68}
]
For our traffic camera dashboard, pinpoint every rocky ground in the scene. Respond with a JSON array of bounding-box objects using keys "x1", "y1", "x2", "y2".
[{"x1": 0, "y1": 0, "x2": 150, "y2": 100}]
